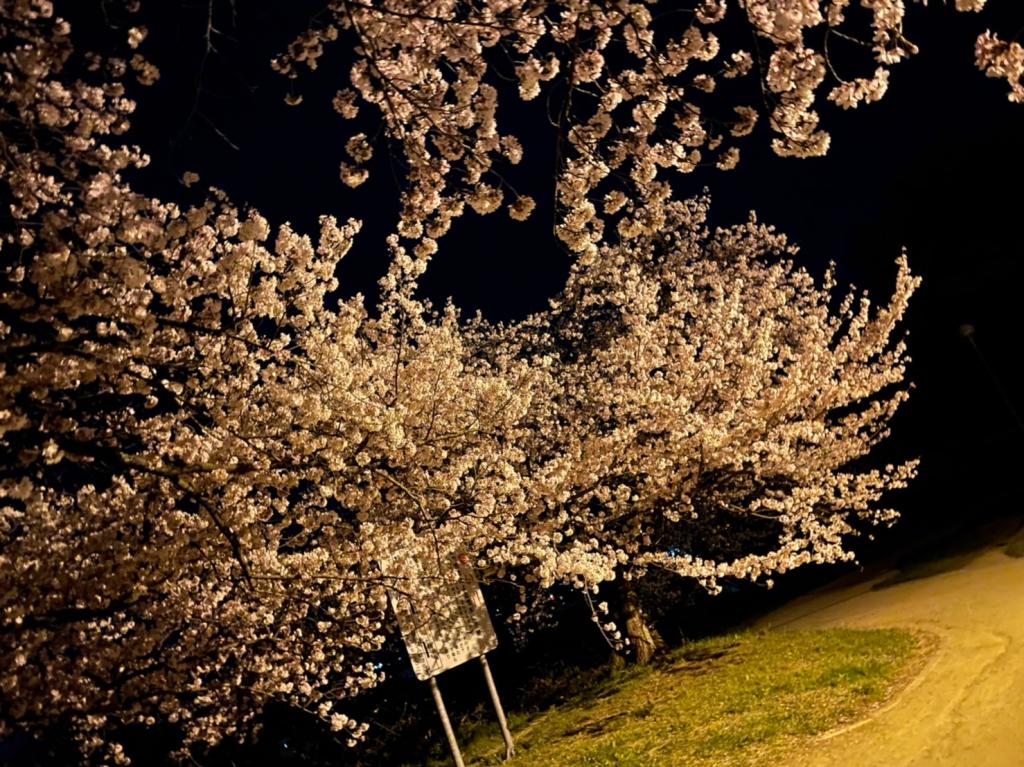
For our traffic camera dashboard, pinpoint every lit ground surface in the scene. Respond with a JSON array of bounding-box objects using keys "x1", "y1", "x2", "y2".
[{"x1": 755, "y1": 545, "x2": 1024, "y2": 766}]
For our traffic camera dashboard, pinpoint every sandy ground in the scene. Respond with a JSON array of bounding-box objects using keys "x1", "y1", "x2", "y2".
[{"x1": 755, "y1": 546, "x2": 1024, "y2": 766}]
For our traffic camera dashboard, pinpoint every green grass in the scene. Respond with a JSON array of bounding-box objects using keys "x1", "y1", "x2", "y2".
[{"x1": 422, "y1": 628, "x2": 922, "y2": 767}]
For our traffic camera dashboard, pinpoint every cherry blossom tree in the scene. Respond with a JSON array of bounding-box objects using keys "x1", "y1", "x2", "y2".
[
  {"x1": 0, "y1": 3, "x2": 382, "y2": 756},
  {"x1": 476, "y1": 196, "x2": 918, "y2": 660},
  {"x1": 0, "y1": 3, "x2": 535, "y2": 761}
]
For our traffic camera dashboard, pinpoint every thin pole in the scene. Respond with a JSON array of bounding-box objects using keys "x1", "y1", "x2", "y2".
[
  {"x1": 429, "y1": 676, "x2": 466, "y2": 767},
  {"x1": 479, "y1": 654, "x2": 515, "y2": 760}
]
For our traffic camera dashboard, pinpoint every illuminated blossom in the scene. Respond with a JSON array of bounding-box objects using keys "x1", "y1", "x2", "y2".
[{"x1": 273, "y1": 0, "x2": 1004, "y2": 249}]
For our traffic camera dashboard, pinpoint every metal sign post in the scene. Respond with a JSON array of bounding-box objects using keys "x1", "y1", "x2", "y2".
[
  {"x1": 381, "y1": 546, "x2": 516, "y2": 764},
  {"x1": 479, "y1": 654, "x2": 515, "y2": 760},
  {"x1": 429, "y1": 676, "x2": 466, "y2": 767}
]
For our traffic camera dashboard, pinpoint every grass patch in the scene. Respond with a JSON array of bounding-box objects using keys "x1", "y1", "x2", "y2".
[{"x1": 420, "y1": 628, "x2": 921, "y2": 767}]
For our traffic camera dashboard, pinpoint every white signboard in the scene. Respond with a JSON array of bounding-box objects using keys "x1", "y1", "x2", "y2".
[{"x1": 382, "y1": 548, "x2": 498, "y2": 681}]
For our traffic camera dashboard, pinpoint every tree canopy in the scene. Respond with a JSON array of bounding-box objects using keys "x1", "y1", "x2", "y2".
[{"x1": 2, "y1": 0, "x2": 1014, "y2": 763}]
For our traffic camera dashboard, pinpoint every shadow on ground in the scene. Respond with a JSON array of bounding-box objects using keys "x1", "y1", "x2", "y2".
[{"x1": 872, "y1": 516, "x2": 1023, "y2": 590}]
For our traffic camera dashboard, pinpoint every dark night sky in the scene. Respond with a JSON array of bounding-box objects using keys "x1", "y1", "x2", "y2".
[{"x1": 80, "y1": 0, "x2": 1024, "y2": 541}]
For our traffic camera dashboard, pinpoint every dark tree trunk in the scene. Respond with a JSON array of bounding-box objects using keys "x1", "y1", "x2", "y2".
[{"x1": 623, "y1": 587, "x2": 662, "y2": 664}]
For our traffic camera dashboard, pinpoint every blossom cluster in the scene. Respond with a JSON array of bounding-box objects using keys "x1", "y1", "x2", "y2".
[
  {"x1": 275, "y1": 0, "x2": 995, "y2": 254},
  {"x1": 479, "y1": 198, "x2": 919, "y2": 617},
  {"x1": 3, "y1": 2, "x2": 381, "y2": 759},
  {"x1": 976, "y1": 30, "x2": 1024, "y2": 103}
]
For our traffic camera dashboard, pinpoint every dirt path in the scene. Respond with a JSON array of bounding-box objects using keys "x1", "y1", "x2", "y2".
[{"x1": 755, "y1": 547, "x2": 1024, "y2": 766}]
